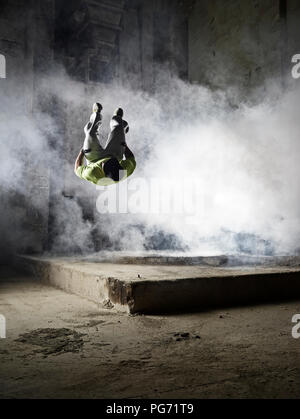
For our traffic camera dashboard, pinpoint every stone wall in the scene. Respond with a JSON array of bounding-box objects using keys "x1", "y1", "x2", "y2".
[
  {"x1": 188, "y1": 0, "x2": 287, "y2": 99},
  {"x1": 0, "y1": 0, "x2": 53, "y2": 260}
]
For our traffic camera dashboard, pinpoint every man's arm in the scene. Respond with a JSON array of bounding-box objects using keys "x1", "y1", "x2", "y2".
[{"x1": 74, "y1": 149, "x2": 84, "y2": 173}]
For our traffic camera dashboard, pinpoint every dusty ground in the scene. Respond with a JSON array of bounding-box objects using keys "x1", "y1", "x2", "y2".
[{"x1": 0, "y1": 266, "x2": 300, "y2": 399}]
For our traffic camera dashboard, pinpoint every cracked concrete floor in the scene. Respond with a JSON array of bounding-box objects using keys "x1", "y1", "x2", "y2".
[{"x1": 1, "y1": 267, "x2": 300, "y2": 399}]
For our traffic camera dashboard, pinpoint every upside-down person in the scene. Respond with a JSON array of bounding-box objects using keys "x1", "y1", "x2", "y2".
[{"x1": 75, "y1": 103, "x2": 136, "y2": 186}]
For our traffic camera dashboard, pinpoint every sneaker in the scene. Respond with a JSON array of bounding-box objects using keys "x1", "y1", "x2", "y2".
[
  {"x1": 113, "y1": 107, "x2": 124, "y2": 118},
  {"x1": 88, "y1": 102, "x2": 103, "y2": 135},
  {"x1": 112, "y1": 108, "x2": 129, "y2": 133},
  {"x1": 93, "y1": 102, "x2": 103, "y2": 114}
]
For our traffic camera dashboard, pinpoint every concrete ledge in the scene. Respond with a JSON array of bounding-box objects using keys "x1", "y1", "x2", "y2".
[
  {"x1": 15, "y1": 254, "x2": 300, "y2": 314},
  {"x1": 15, "y1": 255, "x2": 129, "y2": 313}
]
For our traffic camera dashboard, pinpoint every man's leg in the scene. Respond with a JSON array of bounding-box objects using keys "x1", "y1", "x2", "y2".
[
  {"x1": 82, "y1": 103, "x2": 105, "y2": 163},
  {"x1": 103, "y1": 108, "x2": 128, "y2": 161}
]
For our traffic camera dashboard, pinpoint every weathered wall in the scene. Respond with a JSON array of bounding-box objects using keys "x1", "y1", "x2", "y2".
[
  {"x1": 0, "y1": 0, "x2": 53, "y2": 260},
  {"x1": 188, "y1": 0, "x2": 285, "y2": 99},
  {"x1": 286, "y1": 0, "x2": 300, "y2": 71},
  {"x1": 92, "y1": 0, "x2": 188, "y2": 90}
]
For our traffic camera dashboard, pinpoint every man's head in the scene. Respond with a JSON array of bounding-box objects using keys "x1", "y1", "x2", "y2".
[{"x1": 103, "y1": 158, "x2": 124, "y2": 182}]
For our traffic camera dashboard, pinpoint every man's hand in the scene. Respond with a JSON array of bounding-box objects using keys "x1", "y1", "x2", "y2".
[{"x1": 74, "y1": 149, "x2": 84, "y2": 173}]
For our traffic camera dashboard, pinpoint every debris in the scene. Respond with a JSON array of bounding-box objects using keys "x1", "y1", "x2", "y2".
[
  {"x1": 92, "y1": 342, "x2": 111, "y2": 348},
  {"x1": 172, "y1": 332, "x2": 200, "y2": 341},
  {"x1": 15, "y1": 328, "x2": 85, "y2": 357},
  {"x1": 76, "y1": 319, "x2": 106, "y2": 328},
  {"x1": 103, "y1": 299, "x2": 114, "y2": 309}
]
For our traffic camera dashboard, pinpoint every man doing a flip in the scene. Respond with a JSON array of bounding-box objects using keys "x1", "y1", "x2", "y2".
[{"x1": 75, "y1": 103, "x2": 136, "y2": 186}]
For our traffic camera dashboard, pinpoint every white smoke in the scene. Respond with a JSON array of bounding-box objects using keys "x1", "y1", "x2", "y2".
[{"x1": 1, "y1": 65, "x2": 300, "y2": 258}]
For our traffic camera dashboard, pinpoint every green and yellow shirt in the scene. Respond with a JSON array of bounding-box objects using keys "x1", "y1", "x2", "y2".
[{"x1": 75, "y1": 156, "x2": 136, "y2": 186}]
